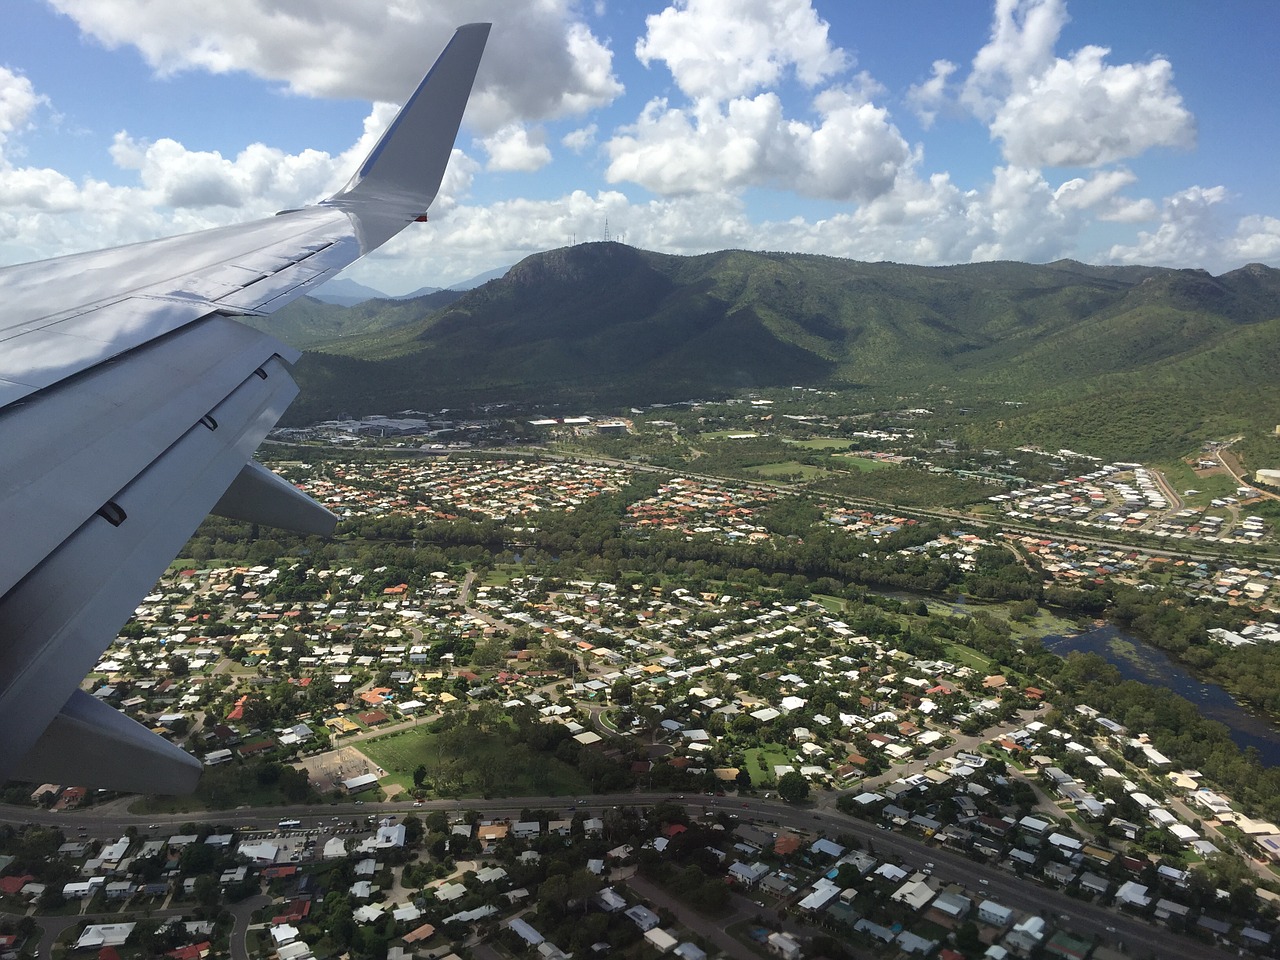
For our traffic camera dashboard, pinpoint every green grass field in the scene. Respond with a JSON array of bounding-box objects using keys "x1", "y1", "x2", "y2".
[
  {"x1": 359, "y1": 723, "x2": 590, "y2": 798},
  {"x1": 941, "y1": 642, "x2": 994, "y2": 672},
  {"x1": 743, "y1": 743, "x2": 792, "y2": 786},
  {"x1": 746, "y1": 461, "x2": 826, "y2": 480},
  {"x1": 1157, "y1": 460, "x2": 1240, "y2": 508},
  {"x1": 832, "y1": 453, "x2": 891, "y2": 471}
]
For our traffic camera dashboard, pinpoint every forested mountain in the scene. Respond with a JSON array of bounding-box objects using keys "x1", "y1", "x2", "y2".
[{"x1": 280, "y1": 243, "x2": 1280, "y2": 457}]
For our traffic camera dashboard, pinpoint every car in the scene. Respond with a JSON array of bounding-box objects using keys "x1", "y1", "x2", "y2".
[
  {"x1": 979, "y1": 879, "x2": 989, "y2": 886},
  {"x1": 1105, "y1": 926, "x2": 1116, "y2": 933},
  {"x1": 413, "y1": 801, "x2": 423, "y2": 807}
]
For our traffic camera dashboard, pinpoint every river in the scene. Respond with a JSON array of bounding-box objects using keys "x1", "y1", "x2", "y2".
[{"x1": 1044, "y1": 625, "x2": 1280, "y2": 766}]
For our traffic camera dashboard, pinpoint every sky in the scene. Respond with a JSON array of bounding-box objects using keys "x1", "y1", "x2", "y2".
[{"x1": 1, "y1": 0, "x2": 1278, "y2": 294}]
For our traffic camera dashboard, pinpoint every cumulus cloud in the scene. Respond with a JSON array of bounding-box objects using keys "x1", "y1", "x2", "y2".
[
  {"x1": 561, "y1": 124, "x2": 598, "y2": 154},
  {"x1": 0, "y1": 68, "x2": 44, "y2": 148},
  {"x1": 636, "y1": 0, "x2": 848, "y2": 100},
  {"x1": 480, "y1": 124, "x2": 552, "y2": 172},
  {"x1": 961, "y1": 0, "x2": 1194, "y2": 167},
  {"x1": 1232, "y1": 216, "x2": 1280, "y2": 263},
  {"x1": 604, "y1": 88, "x2": 910, "y2": 202},
  {"x1": 990, "y1": 46, "x2": 1195, "y2": 167},
  {"x1": 107, "y1": 133, "x2": 338, "y2": 209},
  {"x1": 1052, "y1": 168, "x2": 1134, "y2": 211},
  {"x1": 46, "y1": 0, "x2": 622, "y2": 130},
  {"x1": 906, "y1": 59, "x2": 958, "y2": 129},
  {"x1": 1108, "y1": 185, "x2": 1229, "y2": 266}
]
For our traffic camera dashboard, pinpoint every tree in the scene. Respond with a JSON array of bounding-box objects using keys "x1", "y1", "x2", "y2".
[
  {"x1": 611, "y1": 677, "x2": 634, "y2": 705},
  {"x1": 777, "y1": 770, "x2": 809, "y2": 804}
]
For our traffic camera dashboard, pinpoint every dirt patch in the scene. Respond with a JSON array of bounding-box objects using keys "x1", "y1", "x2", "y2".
[{"x1": 298, "y1": 745, "x2": 382, "y2": 795}]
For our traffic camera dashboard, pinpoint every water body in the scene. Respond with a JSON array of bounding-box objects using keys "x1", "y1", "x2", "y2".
[{"x1": 1045, "y1": 624, "x2": 1280, "y2": 766}]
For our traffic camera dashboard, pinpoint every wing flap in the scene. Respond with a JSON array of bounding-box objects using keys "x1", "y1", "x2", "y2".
[
  {"x1": 0, "y1": 317, "x2": 297, "y2": 599},
  {"x1": 212, "y1": 459, "x2": 338, "y2": 535}
]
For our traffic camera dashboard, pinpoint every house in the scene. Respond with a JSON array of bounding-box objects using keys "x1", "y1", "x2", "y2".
[
  {"x1": 854, "y1": 919, "x2": 895, "y2": 943},
  {"x1": 766, "y1": 931, "x2": 802, "y2": 960},
  {"x1": 508, "y1": 918, "x2": 544, "y2": 947},
  {"x1": 890, "y1": 877, "x2": 936, "y2": 911},
  {"x1": 75, "y1": 924, "x2": 136, "y2": 950},
  {"x1": 798, "y1": 878, "x2": 840, "y2": 912},
  {"x1": 1078, "y1": 872, "x2": 1110, "y2": 897},
  {"x1": 1154, "y1": 899, "x2": 1190, "y2": 923},
  {"x1": 1115, "y1": 880, "x2": 1151, "y2": 909},
  {"x1": 931, "y1": 891, "x2": 971, "y2": 922},
  {"x1": 596, "y1": 887, "x2": 627, "y2": 913},
  {"x1": 978, "y1": 899, "x2": 1013, "y2": 927},
  {"x1": 1043, "y1": 862, "x2": 1076, "y2": 885},
  {"x1": 645, "y1": 928, "x2": 678, "y2": 954},
  {"x1": 1005, "y1": 915, "x2": 1046, "y2": 954},
  {"x1": 898, "y1": 931, "x2": 938, "y2": 955},
  {"x1": 810, "y1": 837, "x2": 845, "y2": 859},
  {"x1": 624, "y1": 905, "x2": 660, "y2": 932},
  {"x1": 1018, "y1": 815, "x2": 1050, "y2": 836},
  {"x1": 728, "y1": 861, "x2": 769, "y2": 887}
]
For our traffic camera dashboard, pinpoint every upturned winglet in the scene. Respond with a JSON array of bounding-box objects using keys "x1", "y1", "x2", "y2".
[{"x1": 325, "y1": 22, "x2": 491, "y2": 249}]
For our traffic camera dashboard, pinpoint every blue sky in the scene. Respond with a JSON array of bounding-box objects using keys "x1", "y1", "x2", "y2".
[{"x1": 1, "y1": 0, "x2": 1277, "y2": 293}]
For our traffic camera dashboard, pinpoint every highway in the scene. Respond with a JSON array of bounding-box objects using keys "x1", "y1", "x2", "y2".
[{"x1": 1, "y1": 791, "x2": 1237, "y2": 960}]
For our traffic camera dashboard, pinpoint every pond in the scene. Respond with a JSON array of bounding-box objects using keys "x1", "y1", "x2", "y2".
[{"x1": 1045, "y1": 624, "x2": 1280, "y2": 766}]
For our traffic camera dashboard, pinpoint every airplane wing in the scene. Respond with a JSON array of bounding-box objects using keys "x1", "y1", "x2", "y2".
[{"x1": 0, "y1": 23, "x2": 491, "y2": 795}]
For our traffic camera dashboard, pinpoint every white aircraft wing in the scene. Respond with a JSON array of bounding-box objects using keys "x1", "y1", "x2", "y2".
[{"x1": 0, "y1": 23, "x2": 490, "y2": 794}]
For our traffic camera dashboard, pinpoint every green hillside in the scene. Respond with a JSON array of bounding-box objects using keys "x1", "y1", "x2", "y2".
[
  {"x1": 280, "y1": 244, "x2": 1280, "y2": 459},
  {"x1": 240, "y1": 288, "x2": 465, "y2": 349}
]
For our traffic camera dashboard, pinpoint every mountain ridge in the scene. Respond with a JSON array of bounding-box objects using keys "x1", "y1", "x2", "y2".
[{"x1": 280, "y1": 243, "x2": 1280, "y2": 459}]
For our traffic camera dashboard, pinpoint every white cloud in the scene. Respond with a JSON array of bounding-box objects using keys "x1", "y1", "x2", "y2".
[
  {"x1": 991, "y1": 46, "x2": 1194, "y2": 167},
  {"x1": 0, "y1": 67, "x2": 44, "y2": 148},
  {"x1": 1108, "y1": 185, "x2": 1229, "y2": 266},
  {"x1": 604, "y1": 89, "x2": 910, "y2": 202},
  {"x1": 962, "y1": 0, "x2": 1194, "y2": 167},
  {"x1": 1232, "y1": 216, "x2": 1280, "y2": 263},
  {"x1": 47, "y1": 0, "x2": 622, "y2": 130},
  {"x1": 106, "y1": 133, "x2": 339, "y2": 209},
  {"x1": 1052, "y1": 168, "x2": 1134, "y2": 210},
  {"x1": 480, "y1": 124, "x2": 552, "y2": 173},
  {"x1": 636, "y1": 0, "x2": 848, "y2": 100},
  {"x1": 906, "y1": 59, "x2": 957, "y2": 129},
  {"x1": 561, "y1": 124, "x2": 598, "y2": 154}
]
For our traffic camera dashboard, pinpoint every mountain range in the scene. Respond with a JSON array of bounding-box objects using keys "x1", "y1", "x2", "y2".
[
  {"x1": 265, "y1": 243, "x2": 1280, "y2": 461},
  {"x1": 309, "y1": 265, "x2": 514, "y2": 307}
]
